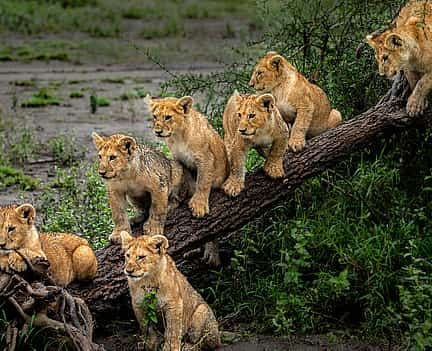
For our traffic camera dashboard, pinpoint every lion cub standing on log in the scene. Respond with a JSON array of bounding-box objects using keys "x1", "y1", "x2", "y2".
[
  {"x1": 120, "y1": 231, "x2": 222, "y2": 351},
  {"x1": 367, "y1": 0, "x2": 432, "y2": 116},
  {"x1": 92, "y1": 133, "x2": 191, "y2": 243},
  {"x1": 249, "y1": 51, "x2": 342, "y2": 152},
  {"x1": 145, "y1": 95, "x2": 228, "y2": 218},
  {"x1": 0, "y1": 204, "x2": 97, "y2": 286},
  {"x1": 222, "y1": 92, "x2": 289, "y2": 197}
]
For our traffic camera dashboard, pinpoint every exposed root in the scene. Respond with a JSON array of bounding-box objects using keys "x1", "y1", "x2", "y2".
[{"x1": 0, "y1": 272, "x2": 104, "y2": 351}]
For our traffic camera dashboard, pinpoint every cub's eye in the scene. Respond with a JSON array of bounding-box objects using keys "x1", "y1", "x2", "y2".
[
  {"x1": 165, "y1": 115, "x2": 172, "y2": 121},
  {"x1": 257, "y1": 71, "x2": 263, "y2": 77},
  {"x1": 238, "y1": 113, "x2": 242, "y2": 118},
  {"x1": 109, "y1": 155, "x2": 117, "y2": 161},
  {"x1": 125, "y1": 252, "x2": 130, "y2": 259},
  {"x1": 248, "y1": 113, "x2": 256, "y2": 120},
  {"x1": 137, "y1": 255, "x2": 146, "y2": 260},
  {"x1": 383, "y1": 54, "x2": 389, "y2": 62},
  {"x1": 8, "y1": 226, "x2": 15, "y2": 233},
  {"x1": 153, "y1": 114, "x2": 157, "y2": 119},
  {"x1": 98, "y1": 154, "x2": 102, "y2": 159}
]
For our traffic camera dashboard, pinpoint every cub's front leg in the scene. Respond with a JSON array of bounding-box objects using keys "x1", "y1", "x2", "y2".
[
  {"x1": 163, "y1": 303, "x2": 183, "y2": 351},
  {"x1": 407, "y1": 72, "x2": 432, "y2": 117},
  {"x1": 108, "y1": 187, "x2": 130, "y2": 244},
  {"x1": 264, "y1": 136, "x2": 288, "y2": 179},
  {"x1": 8, "y1": 251, "x2": 28, "y2": 272},
  {"x1": 144, "y1": 186, "x2": 169, "y2": 236},
  {"x1": 289, "y1": 106, "x2": 313, "y2": 152},
  {"x1": 0, "y1": 252, "x2": 11, "y2": 272},
  {"x1": 188, "y1": 155, "x2": 214, "y2": 218},
  {"x1": 222, "y1": 139, "x2": 249, "y2": 197}
]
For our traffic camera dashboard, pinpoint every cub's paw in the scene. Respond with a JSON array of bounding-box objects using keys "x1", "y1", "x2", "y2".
[
  {"x1": 31, "y1": 256, "x2": 50, "y2": 273},
  {"x1": 264, "y1": 161, "x2": 285, "y2": 179},
  {"x1": 407, "y1": 94, "x2": 428, "y2": 116},
  {"x1": 189, "y1": 196, "x2": 209, "y2": 218},
  {"x1": 8, "y1": 252, "x2": 27, "y2": 272},
  {"x1": 109, "y1": 230, "x2": 123, "y2": 245},
  {"x1": 222, "y1": 177, "x2": 244, "y2": 197},
  {"x1": 203, "y1": 241, "x2": 221, "y2": 267},
  {"x1": 288, "y1": 136, "x2": 306, "y2": 152},
  {"x1": 142, "y1": 222, "x2": 163, "y2": 236},
  {"x1": 0, "y1": 255, "x2": 11, "y2": 272}
]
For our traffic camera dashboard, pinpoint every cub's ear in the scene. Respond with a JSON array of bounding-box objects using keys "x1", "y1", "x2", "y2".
[
  {"x1": 92, "y1": 132, "x2": 106, "y2": 150},
  {"x1": 385, "y1": 33, "x2": 404, "y2": 50},
  {"x1": 120, "y1": 231, "x2": 135, "y2": 252},
  {"x1": 270, "y1": 55, "x2": 284, "y2": 72},
  {"x1": 15, "y1": 204, "x2": 36, "y2": 225},
  {"x1": 366, "y1": 34, "x2": 377, "y2": 48},
  {"x1": 257, "y1": 94, "x2": 275, "y2": 112},
  {"x1": 118, "y1": 136, "x2": 137, "y2": 156},
  {"x1": 177, "y1": 96, "x2": 193, "y2": 114},
  {"x1": 152, "y1": 235, "x2": 169, "y2": 255},
  {"x1": 143, "y1": 94, "x2": 155, "y2": 108}
]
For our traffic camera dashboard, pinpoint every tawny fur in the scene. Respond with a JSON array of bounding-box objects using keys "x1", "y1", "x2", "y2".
[
  {"x1": 146, "y1": 95, "x2": 228, "y2": 266},
  {"x1": 222, "y1": 92, "x2": 289, "y2": 197},
  {"x1": 367, "y1": 0, "x2": 432, "y2": 116},
  {"x1": 0, "y1": 204, "x2": 97, "y2": 286},
  {"x1": 92, "y1": 133, "x2": 192, "y2": 244},
  {"x1": 121, "y1": 231, "x2": 222, "y2": 351},
  {"x1": 249, "y1": 51, "x2": 342, "y2": 152}
]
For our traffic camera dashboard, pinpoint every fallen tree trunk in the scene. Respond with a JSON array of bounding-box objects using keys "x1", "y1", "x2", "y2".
[{"x1": 75, "y1": 74, "x2": 432, "y2": 320}]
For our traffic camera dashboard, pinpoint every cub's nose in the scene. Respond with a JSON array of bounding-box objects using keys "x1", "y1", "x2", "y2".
[
  {"x1": 239, "y1": 128, "x2": 247, "y2": 134},
  {"x1": 125, "y1": 267, "x2": 134, "y2": 274},
  {"x1": 0, "y1": 243, "x2": 6, "y2": 248},
  {"x1": 155, "y1": 130, "x2": 163, "y2": 136}
]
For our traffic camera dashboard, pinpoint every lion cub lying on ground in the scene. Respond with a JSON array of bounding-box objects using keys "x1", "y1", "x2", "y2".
[
  {"x1": 249, "y1": 51, "x2": 342, "y2": 152},
  {"x1": 0, "y1": 204, "x2": 97, "y2": 286},
  {"x1": 92, "y1": 133, "x2": 191, "y2": 243},
  {"x1": 120, "y1": 231, "x2": 221, "y2": 351},
  {"x1": 222, "y1": 92, "x2": 289, "y2": 197},
  {"x1": 367, "y1": 0, "x2": 432, "y2": 116}
]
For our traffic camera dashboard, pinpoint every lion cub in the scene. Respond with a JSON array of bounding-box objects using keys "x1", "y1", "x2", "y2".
[
  {"x1": 367, "y1": 0, "x2": 432, "y2": 116},
  {"x1": 145, "y1": 95, "x2": 228, "y2": 218},
  {"x1": 120, "y1": 231, "x2": 222, "y2": 351},
  {"x1": 249, "y1": 51, "x2": 342, "y2": 152},
  {"x1": 0, "y1": 204, "x2": 97, "y2": 287},
  {"x1": 222, "y1": 92, "x2": 289, "y2": 197},
  {"x1": 92, "y1": 133, "x2": 191, "y2": 243}
]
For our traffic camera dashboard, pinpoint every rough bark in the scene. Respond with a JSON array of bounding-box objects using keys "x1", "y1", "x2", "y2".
[{"x1": 74, "y1": 74, "x2": 432, "y2": 319}]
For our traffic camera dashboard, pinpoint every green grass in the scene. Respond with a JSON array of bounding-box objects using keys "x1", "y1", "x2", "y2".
[
  {"x1": 69, "y1": 90, "x2": 84, "y2": 98},
  {"x1": 140, "y1": 17, "x2": 184, "y2": 39},
  {"x1": 21, "y1": 88, "x2": 60, "y2": 108},
  {"x1": 0, "y1": 165, "x2": 38, "y2": 190},
  {"x1": 39, "y1": 165, "x2": 112, "y2": 249},
  {"x1": 119, "y1": 87, "x2": 148, "y2": 100}
]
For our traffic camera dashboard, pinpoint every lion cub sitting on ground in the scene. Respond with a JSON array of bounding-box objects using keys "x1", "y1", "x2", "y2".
[
  {"x1": 367, "y1": 0, "x2": 432, "y2": 116},
  {"x1": 0, "y1": 204, "x2": 97, "y2": 286},
  {"x1": 249, "y1": 51, "x2": 342, "y2": 152},
  {"x1": 222, "y1": 92, "x2": 289, "y2": 197},
  {"x1": 92, "y1": 132, "x2": 191, "y2": 244},
  {"x1": 120, "y1": 231, "x2": 222, "y2": 351}
]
